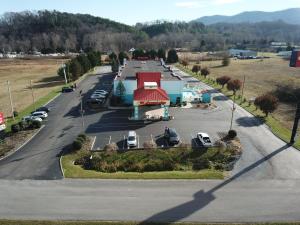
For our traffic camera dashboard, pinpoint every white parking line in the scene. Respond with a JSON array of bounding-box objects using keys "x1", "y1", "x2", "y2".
[
  {"x1": 123, "y1": 135, "x2": 126, "y2": 150},
  {"x1": 108, "y1": 136, "x2": 111, "y2": 144},
  {"x1": 137, "y1": 135, "x2": 140, "y2": 148},
  {"x1": 150, "y1": 134, "x2": 153, "y2": 142},
  {"x1": 91, "y1": 136, "x2": 96, "y2": 150}
]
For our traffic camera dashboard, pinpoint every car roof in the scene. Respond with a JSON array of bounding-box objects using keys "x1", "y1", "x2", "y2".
[
  {"x1": 128, "y1": 131, "x2": 136, "y2": 136},
  {"x1": 33, "y1": 111, "x2": 46, "y2": 114},
  {"x1": 198, "y1": 132, "x2": 209, "y2": 137}
]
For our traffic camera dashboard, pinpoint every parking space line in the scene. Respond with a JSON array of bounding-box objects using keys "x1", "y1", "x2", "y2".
[
  {"x1": 150, "y1": 134, "x2": 153, "y2": 142},
  {"x1": 91, "y1": 136, "x2": 96, "y2": 150},
  {"x1": 108, "y1": 136, "x2": 111, "y2": 144},
  {"x1": 137, "y1": 135, "x2": 140, "y2": 148},
  {"x1": 123, "y1": 135, "x2": 126, "y2": 150}
]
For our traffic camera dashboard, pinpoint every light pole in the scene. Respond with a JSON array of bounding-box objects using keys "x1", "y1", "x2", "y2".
[
  {"x1": 6, "y1": 80, "x2": 15, "y2": 120},
  {"x1": 290, "y1": 100, "x2": 300, "y2": 144},
  {"x1": 229, "y1": 94, "x2": 236, "y2": 131},
  {"x1": 80, "y1": 97, "x2": 85, "y2": 133},
  {"x1": 62, "y1": 63, "x2": 68, "y2": 85}
]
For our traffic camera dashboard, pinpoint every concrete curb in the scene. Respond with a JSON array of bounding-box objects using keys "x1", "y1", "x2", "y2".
[
  {"x1": 0, "y1": 125, "x2": 45, "y2": 161},
  {"x1": 44, "y1": 92, "x2": 61, "y2": 107}
]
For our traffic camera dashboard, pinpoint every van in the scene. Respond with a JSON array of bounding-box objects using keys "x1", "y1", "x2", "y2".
[{"x1": 127, "y1": 131, "x2": 137, "y2": 148}]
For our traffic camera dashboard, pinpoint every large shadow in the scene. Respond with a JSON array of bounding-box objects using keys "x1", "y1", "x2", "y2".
[
  {"x1": 236, "y1": 116, "x2": 264, "y2": 127},
  {"x1": 140, "y1": 144, "x2": 290, "y2": 224}
]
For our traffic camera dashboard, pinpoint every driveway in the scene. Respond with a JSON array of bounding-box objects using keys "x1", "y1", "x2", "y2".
[{"x1": 0, "y1": 66, "x2": 113, "y2": 179}]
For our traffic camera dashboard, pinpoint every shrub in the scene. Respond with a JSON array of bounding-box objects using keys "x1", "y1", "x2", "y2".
[
  {"x1": 73, "y1": 140, "x2": 83, "y2": 151},
  {"x1": 78, "y1": 134, "x2": 87, "y2": 141},
  {"x1": 214, "y1": 140, "x2": 227, "y2": 151},
  {"x1": 104, "y1": 142, "x2": 118, "y2": 152},
  {"x1": 216, "y1": 76, "x2": 231, "y2": 88},
  {"x1": 192, "y1": 65, "x2": 201, "y2": 74},
  {"x1": 76, "y1": 136, "x2": 85, "y2": 144},
  {"x1": 13, "y1": 111, "x2": 18, "y2": 117},
  {"x1": 143, "y1": 140, "x2": 157, "y2": 150},
  {"x1": 18, "y1": 121, "x2": 27, "y2": 130},
  {"x1": 227, "y1": 130, "x2": 237, "y2": 139},
  {"x1": 181, "y1": 59, "x2": 189, "y2": 68},
  {"x1": 31, "y1": 120, "x2": 42, "y2": 129},
  {"x1": 11, "y1": 124, "x2": 20, "y2": 133},
  {"x1": 192, "y1": 157, "x2": 210, "y2": 170},
  {"x1": 222, "y1": 56, "x2": 230, "y2": 66},
  {"x1": 254, "y1": 94, "x2": 279, "y2": 117},
  {"x1": 201, "y1": 67, "x2": 210, "y2": 78},
  {"x1": 227, "y1": 79, "x2": 242, "y2": 95}
]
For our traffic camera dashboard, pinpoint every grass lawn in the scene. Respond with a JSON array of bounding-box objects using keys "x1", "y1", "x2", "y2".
[
  {"x1": 61, "y1": 152, "x2": 224, "y2": 179},
  {"x1": 176, "y1": 64, "x2": 300, "y2": 150}
]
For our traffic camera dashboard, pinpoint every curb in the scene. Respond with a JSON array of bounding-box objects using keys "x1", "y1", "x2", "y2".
[
  {"x1": 44, "y1": 92, "x2": 61, "y2": 106},
  {"x1": 0, "y1": 125, "x2": 45, "y2": 161},
  {"x1": 60, "y1": 155, "x2": 65, "y2": 178}
]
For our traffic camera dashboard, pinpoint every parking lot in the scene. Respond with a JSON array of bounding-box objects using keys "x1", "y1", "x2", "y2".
[{"x1": 86, "y1": 105, "x2": 229, "y2": 150}]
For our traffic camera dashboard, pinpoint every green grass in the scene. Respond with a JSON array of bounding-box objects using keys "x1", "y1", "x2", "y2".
[
  {"x1": 61, "y1": 153, "x2": 224, "y2": 179},
  {"x1": 176, "y1": 64, "x2": 300, "y2": 150}
]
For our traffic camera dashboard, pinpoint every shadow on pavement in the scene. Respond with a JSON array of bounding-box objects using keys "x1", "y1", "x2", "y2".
[
  {"x1": 236, "y1": 116, "x2": 264, "y2": 127},
  {"x1": 140, "y1": 144, "x2": 290, "y2": 224}
]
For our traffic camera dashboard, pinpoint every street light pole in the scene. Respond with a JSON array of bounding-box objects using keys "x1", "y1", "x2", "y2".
[
  {"x1": 62, "y1": 63, "x2": 68, "y2": 85},
  {"x1": 30, "y1": 80, "x2": 36, "y2": 111},
  {"x1": 290, "y1": 101, "x2": 300, "y2": 144},
  {"x1": 80, "y1": 97, "x2": 84, "y2": 133},
  {"x1": 241, "y1": 75, "x2": 246, "y2": 100},
  {"x1": 229, "y1": 94, "x2": 236, "y2": 131},
  {"x1": 6, "y1": 80, "x2": 15, "y2": 120}
]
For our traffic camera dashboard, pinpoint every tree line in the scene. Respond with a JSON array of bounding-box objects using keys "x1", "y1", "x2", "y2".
[
  {"x1": 1, "y1": 11, "x2": 300, "y2": 54},
  {"x1": 58, "y1": 51, "x2": 101, "y2": 82}
]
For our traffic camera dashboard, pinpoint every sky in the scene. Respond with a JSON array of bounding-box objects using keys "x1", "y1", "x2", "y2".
[{"x1": 1, "y1": 0, "x2": 300, "y2": 25}]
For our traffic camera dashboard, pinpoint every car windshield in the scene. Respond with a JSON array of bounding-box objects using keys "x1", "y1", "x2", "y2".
[
  {"x1": 128, "y1": 136, "x2": 135, "y2": 141},
  {"x1": 169, "y1": 131, "x2": 177, "y2": 137},
  {"x1": 203, "y1": 137, "x2": 211, "y2": 143}
]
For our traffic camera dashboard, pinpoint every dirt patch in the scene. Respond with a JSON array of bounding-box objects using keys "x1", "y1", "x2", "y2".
[{"x1": 0, "y1": 129, "x2": 38, "y2": 158}]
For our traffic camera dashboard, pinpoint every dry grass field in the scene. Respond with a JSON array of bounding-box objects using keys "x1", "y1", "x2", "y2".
[
  {"x1": 0, "y1": 58, "x2": 67, "y2": 118},
  {"x1": 182, "y1": 53, "x2": 300, "y2": 129}
]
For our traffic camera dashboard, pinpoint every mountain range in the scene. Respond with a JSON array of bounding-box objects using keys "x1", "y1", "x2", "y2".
[{"x1": 194, "y1": 8, "x2": 300, "y2": 25}]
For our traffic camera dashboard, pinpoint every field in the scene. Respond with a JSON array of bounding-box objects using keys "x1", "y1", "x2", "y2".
[
  {"x1": 0, "y1": 58, "x2": 67, "y2": 118},
  {"x1": 180, "y1": 53, "x2": 300, "y2": 130}
]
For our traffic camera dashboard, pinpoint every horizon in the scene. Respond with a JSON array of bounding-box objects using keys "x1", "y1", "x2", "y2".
[{"x1": 0, "y1": 0, "x2": 300, "y2": 25}]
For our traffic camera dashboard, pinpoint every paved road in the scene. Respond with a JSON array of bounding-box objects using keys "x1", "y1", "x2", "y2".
[
  {"x1": 1, "y1": 179, "x2": 300, "y2": 222},
  {"x1": 0, "y1": 66, "x2": 112, "y2": 179}
]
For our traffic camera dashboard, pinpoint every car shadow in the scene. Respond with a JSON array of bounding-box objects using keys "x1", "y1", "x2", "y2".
[
  {"x1": 236, "y1": 116, "x2": 264, "y2": 127},
  {"x1": 139, "y1": 144, "x2": 290, "y2": 224}
]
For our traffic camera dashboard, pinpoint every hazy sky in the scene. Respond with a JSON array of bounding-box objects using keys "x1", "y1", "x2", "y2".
[{"x1": 1, "y1": 0, "x2": 300, "y2": 25}]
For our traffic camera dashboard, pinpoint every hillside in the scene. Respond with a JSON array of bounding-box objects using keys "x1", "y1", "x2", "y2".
[{"x1": 194, "y1": 8, "x2": 300, "y2": 25}]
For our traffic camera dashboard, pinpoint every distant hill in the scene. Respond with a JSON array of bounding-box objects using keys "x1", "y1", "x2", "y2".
[{"x1": 194, "y1": 8, "x2": 300, "y2": 25}]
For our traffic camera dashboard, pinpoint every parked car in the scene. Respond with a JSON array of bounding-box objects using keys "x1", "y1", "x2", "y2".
[
  {"x1": 31, "y1": 111, "x2": 48, "y2": 120},
  {"x1": 31, "y1": 106, "x2": 50, "y2": 114},
  {"x1": 127, "y1": 131, "x2": 137, "y2": 148},
  {"x1": 22, "y1": 115, "x2": 43, "y2": 122},
  {"x1": 62, "y1": 87, "x2": 74, "y2": 93},
  {"x1": 164, "y1": 128, "x2": 180, "y2": 145},
  {"x1": 94, "y1": 90, "x2": 108, "y2": 96},
  {"x1": 90, "y1": 94, "x2": 106, "y2": 99},
  {"x1": 197, "y1": 132, "x2": 212, "y2": 147},
  {"x1": 87, "y1": 98, "x2": 104, "y2": 106}
]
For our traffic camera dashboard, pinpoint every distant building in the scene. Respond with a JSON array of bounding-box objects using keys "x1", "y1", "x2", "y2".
[
  {"x1": 270, "y1": 42, "x2": 288, "y2": 49},
  {"x1": 277, "y1": 51, "x2": 292, "y2": 59},
  {"x1": 228, "y1": 49, "x2": 257, "y2": 57}
]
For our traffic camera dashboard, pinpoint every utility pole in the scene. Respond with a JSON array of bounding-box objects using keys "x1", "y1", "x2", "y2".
[
  {"x1": 229, "y1": 94, "x2": 236, "y2": 131},
  {"x1": 30, "y1": 80, "x2": 36, "y2": 111},
  {"x1": 290, "y1": 101, "x2": 300, "y2": 144},
  {"x1": 6, "y1": 80, "x2": 14, "y2": 120},
  {"x1": 241, "y1": 75, "x2": 246, "y2": 100},
  {"x1": 62, "y1": 63, "x2": 68, "y2": 85},
  {"x1": 80, "y1": 97, "x2": 84, "y2": 133}
]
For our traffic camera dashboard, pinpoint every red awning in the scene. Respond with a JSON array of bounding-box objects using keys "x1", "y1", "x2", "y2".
[{"x1": 134, "y1": 87, "x2": 169, "y2": 105}]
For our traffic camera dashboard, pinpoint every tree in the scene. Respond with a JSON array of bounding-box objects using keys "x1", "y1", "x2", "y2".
[
  {"x1": 201, "y1": 67, "x2": 210, "y2": 78},
  {"x1": 216, "y1": 76, "x2": 231, "y2": 88},
  {"x1": 87, "y1": 51, "x2": 101, "y2": 68},
  {"x1": 77, "y1": 54, "x2": 91, "y2": 73},
  {"x1": 147, "y1": 49, "x2": 157, "y2": 59},
  {"x1": 57, "y1": 63, "x2": 71, "y2": 83},
  {"x1": 227, "y1": 79, "x2": 242, "y2": 95},
  {"x1": 181, "y1": 60, "x2": 189, "y2": 68},
  {"x1": 69, "y1": 59, "x2": 82, "y2": 80},
  {"x1": 157, "y1": 49, "x2": 166, "y2": 61},
  {"x1": 192, "y1": 65, "x2": 200, "y2": 74},
  {"x1": 166, "y1": 49, "x2": 179, "y2": 63},
  {"x1": 222, "y1": 56, "x2": 230, "y2": 67},
  {"x1": 254, "y1": 94, "x2": 279, "y2": 117},
  {"x1": 118, "y1": 51, "x2": 128, "y2": 65},
  {"x1": 116, "y1": 80, "x2": 126, "y2": 99},
  {"x1": 109, "y1": 52, "x2": 118, "y2": 61},
  {"x1": 111, "y1": 58, "x2": 119, "y2": 73}
]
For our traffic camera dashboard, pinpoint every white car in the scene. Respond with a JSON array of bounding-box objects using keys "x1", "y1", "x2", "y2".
[
  {"x1": 22, "y1": 115, "x2": 43, "y2": 122},
  {"x1": 197, "y1": 132, "x2": 213, "y2": 147},
  {"x1": 31, "y1": 111, "x2": 48, "y2": 120},
  {"x1": 90, "y1": 94, "x2": 106, "y2": 99},
  {"x1": 127, "y1": 131, "x2": 137, "y2": 148},
  {"x1": 94, "y1": 90, "x2": 108, "y2": 95}
]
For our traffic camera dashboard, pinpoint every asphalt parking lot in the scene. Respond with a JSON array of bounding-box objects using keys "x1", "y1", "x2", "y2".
[{"x1": 86, "y1": 106, "x2": 226, "y2": 150}]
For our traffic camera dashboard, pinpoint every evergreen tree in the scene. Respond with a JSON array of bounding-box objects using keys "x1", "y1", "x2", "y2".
[
  {"x1": 166, "y1": 49, "x2": 179, "y2": 63},
  {"x1": 157, "y1": 49, "x2": 166, "y2": 61},
  {"x1": 111, "y1": 58, "x2": 119, "y2": 73},
  {"x1": 69, "y1": 59, "x2": 82, "y2": 80},
  {"x1": 116, "y1": 80, "x2": 126, "y2": 99},
  {"x1": 118, "y1": 51, "x2": 128, "y2": 65}
]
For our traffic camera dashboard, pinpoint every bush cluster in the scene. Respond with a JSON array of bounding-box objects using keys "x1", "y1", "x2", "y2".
[
  {"x1": 11, "y1": 120, "x2": 42, "y2": 133},
  {"x1": 72, "y1": 134, "x2": 87, "y2": 151},
  {"x1": 74, "y1": 146, "x2": 237, "y2": 173}
]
